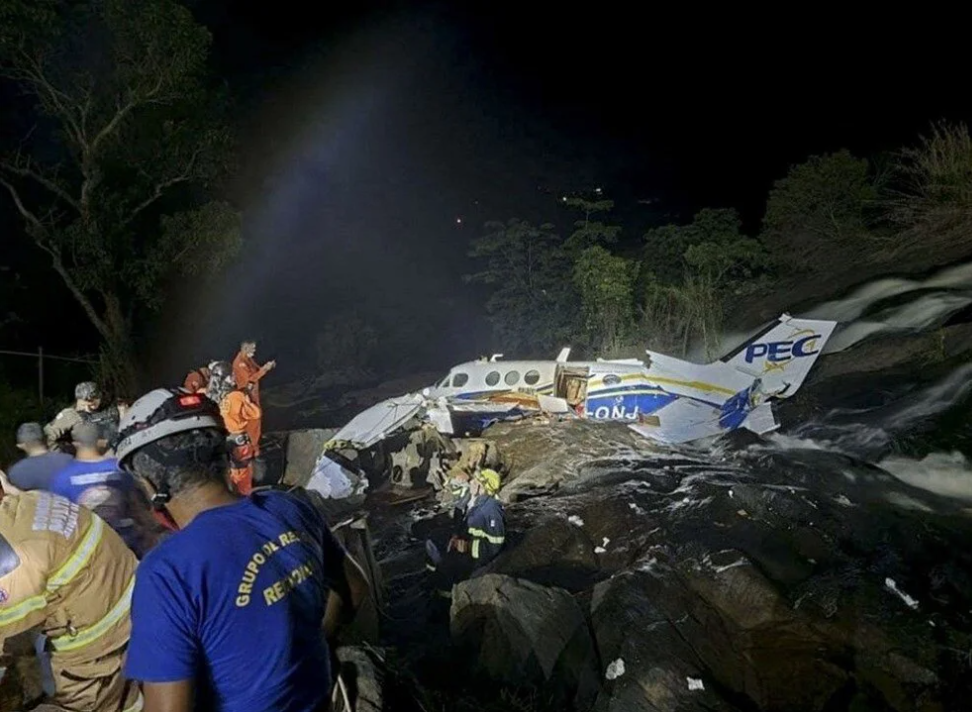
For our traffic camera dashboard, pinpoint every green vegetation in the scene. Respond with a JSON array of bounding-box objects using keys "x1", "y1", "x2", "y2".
[
  {"x1": 0, "y1": 0, "x2": 240, "y2": 394},
  {"x1": 468, "y1": 122, "x2": 972, "y2": 360}
]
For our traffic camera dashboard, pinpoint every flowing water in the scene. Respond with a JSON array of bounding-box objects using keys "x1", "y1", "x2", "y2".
[{"x1": 730, "y1": 262, "x2": 972, "y2": 502}]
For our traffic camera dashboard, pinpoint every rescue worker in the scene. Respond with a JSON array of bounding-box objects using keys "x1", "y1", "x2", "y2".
[
  {"x1": 51, "y1": 422, "x2": 162, "y2": 559},
  {"x1": 114, "y1": 388, "x2": 370, "y2": 712},
  {"x1": 232, "y1": 340, "x2": 275, "y2": 455},
  {"x1": 210, "y1": 361, "x2": 261, "y2": 495},
  {"x1": 3, "y1": 422, "x2": 72, "y2": 493},
  {"x1": 44, "y1": 382, "x2": 103, "y2": 453},
  {"x1": 183, "y1": 362, "x2": 215, "y2": 394},
  {"x1": 0, "y1": 490, "x2": 141, "y2": 711},
  {"x1": 426, "y1": 467, "x2": 506, "y2": 594}
]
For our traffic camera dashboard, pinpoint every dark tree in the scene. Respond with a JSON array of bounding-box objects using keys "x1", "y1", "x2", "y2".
[{"x1": 0, "y1": 0, "x2": 240, "y2": 392}]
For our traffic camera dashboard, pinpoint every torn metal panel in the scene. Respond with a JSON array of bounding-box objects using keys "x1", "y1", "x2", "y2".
[{"x1": 326, "y1": 393, "x2": 426, "y2": 450}]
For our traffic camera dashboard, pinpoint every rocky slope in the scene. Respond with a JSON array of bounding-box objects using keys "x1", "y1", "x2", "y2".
[{"x1": 365, "y1": 415, "x2": 972, "y2": 712}]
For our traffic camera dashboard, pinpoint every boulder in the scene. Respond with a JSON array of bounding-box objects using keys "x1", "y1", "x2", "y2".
[
  {"x1": 283, "y1": 428, "x2": 339, "y2": 486},
  {"x1": 450, "y1": 573, "x2": 600, "y2": 709},
  {"x1": 335, "y1": 646, "x2": 384, "y2": 712},
  {"x1": 486, "y1": 517, "x2": 600, "y2": 591},
  {"x1": 484, "y1": 419, "x2": 653, "y2": 502}
]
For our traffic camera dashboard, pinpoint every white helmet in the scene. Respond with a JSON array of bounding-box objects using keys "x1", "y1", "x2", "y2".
[{"x1": 114, "y1": 388, "x2": 224, "y2": 468}]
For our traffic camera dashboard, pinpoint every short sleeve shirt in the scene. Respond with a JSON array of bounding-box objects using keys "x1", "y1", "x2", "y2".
[{"x1": 125, "y1": 490, "x2": 347, "y2": 711}]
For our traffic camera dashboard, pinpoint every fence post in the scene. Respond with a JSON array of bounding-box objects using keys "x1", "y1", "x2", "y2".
[{"x1": 38, "y1": 346, "x2": 44, "y2": 406}]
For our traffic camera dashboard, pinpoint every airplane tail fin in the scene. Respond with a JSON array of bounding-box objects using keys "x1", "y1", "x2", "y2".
[{"x1": 718, "y1": 314, "x2": 838, "y2": 398}]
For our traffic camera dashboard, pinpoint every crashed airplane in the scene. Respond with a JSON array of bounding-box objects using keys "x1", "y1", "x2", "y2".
[{"x1": 312, "y1": 314, "x2": 837, "y2": 491}]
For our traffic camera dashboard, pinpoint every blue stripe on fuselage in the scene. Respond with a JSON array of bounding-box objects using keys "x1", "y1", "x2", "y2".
[{"x1": 584, "y1": 392, "x2": 679, "y2": 421}]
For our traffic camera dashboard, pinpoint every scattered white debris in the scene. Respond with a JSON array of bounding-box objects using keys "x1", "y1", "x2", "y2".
[
  {"x1": 594, "y1": 546, "x2": 607, "y2": 554},
  {"x1": 628, "y1": 502, "x2": 646, "y2": 514},
  {"x1": 606, "y1": 658, "x2": 626, "y2": 680},
  {"x1": 687, "y1": 677, "x2": 705, "y2": 691},
  {"x1": 885, "y1": 578, "x2": 919, "y2": 610},
  {"x1": 638, "y1": 557, "x2": 659, "y2": 572},
  {"x1": 602, "y1": 537, "x2": 610, "y2": 547},
  {"x1": 834, "y1": 494, "x2": 854, "y2": 507},
  {"x1": 567, "y1": 515, "x2": 585, "y2": 527},
  {"x1": 728, "y1": 488, "x2": 734, "y2": 498}
]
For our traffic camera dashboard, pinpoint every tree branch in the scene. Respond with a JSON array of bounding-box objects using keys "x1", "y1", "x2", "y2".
[
  {"x1": 11, "y1": 51, "x2": 86, "y2": 149},
  {"x1": 0, "y1": 154, "x2": 80, "y2": 213},
  {"x1": 0, "y1": 176, "x2": 110, "y2": 339},
  {"x1": 121, "y1": 148, "x2": 202, "y2": 228}
]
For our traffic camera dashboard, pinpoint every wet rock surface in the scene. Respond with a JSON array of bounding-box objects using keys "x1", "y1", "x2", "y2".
[{"x1": 367, "y1": 417, "x2": 972, "y2": 711}]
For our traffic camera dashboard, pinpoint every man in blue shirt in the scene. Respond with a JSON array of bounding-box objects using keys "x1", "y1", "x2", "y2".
[
  {"x1": 50, "y1": 421, "x2": 160, "y2": 558},
  {"x1": 114, "y1": 388, "x2": 370, "y2": 712},
  {"x1": 3, "y1": 422, "x2": 72, "y2": 492}
]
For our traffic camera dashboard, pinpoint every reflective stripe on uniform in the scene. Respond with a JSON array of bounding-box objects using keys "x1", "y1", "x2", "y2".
[
  {"x1": 471, "y1": 538, "x2": 480, "y2": 559},
  {"x1": 467, "y1": 527, "x2": 505, "y2": 545},
  {"x1": 48, "y1": 517, "x2": 104, "y2": 591},
  {"x1": 0, "y1": 593, "x2": 47, "y2": 627},
  {"x1": 50, "y1": 574, "x2": 134, "y2": 652},
  {"x1": 0, "y1": 516, "x2": 106, "y2": 630}
]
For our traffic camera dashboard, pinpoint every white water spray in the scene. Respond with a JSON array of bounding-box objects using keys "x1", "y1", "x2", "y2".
[{"x1": 878, "y1": 452, "x2": 972, "y2": 502}]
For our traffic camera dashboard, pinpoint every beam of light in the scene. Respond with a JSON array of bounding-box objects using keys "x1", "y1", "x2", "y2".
[{"x1": 154, "y1": 16, "x2": 431, "y2": 382}]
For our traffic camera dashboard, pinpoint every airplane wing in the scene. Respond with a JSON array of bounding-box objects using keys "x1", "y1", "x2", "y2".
[{"x1": 325, "y1": 393, "x2": 426, "y2": 450}]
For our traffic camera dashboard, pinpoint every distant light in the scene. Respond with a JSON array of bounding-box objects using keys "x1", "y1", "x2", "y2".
[
  {"x1": 595, "y1": 187, "x2": 602, "y2": 194},
  {"x1": 562, "y1": 196, "x2": 567, "y2": 202},
  {"x1": 456, "y1": 217, "x2": 462, "y2": 224}
]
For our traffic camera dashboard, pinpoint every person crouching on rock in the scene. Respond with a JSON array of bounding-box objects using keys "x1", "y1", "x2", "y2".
[
  {"x1": 208, "y1": 361, "x2": 261, "y2": 495},
  {"x1": 425, "y1": 467, "x2": 506, "y2": 596}
]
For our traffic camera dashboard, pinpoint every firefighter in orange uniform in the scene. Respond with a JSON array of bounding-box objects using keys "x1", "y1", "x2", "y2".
[
  {"x1": 208, "y1": 362, "x2": 261, "y2": 495},
  {"x1": 0, "y1": 491, "x2": 142, "y2": 711},
  {"x1": 231, "y1": 340, "x2": 275, "y2": 456},
  {"x1": 182, "y1": 362, "x2": 214, "y2": 394}
]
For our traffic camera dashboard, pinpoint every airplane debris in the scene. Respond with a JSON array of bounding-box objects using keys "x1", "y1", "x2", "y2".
[
  {"x1": 885, "y1": 578, "x2": 920, "y2": 610},
  {"x1": 310, "y1": 313, "x2": 837, "y2": 498},
  {"x1": 605, "y1": 659, "x2": 625, "y2": 680}
]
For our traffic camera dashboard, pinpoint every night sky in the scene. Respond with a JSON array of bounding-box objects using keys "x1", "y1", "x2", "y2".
[{"x1": 2, "y1": 2, "x2": 970, "y2": 393}]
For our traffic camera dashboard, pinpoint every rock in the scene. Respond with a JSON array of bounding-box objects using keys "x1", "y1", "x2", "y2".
[
  {"x1": 484, "y1": 419, "x2": 654, "y2": 502},
  {"x1": 450, "y1": 573, "x2": 600, "y2": 709},
  {"x1": 282, "y1": 428, "x2": 339, "y2": 487},
  {"x1": 487, "y1": 517, "x2": 599, "y2": 591},
  {"x1": 335, "y1": 646, "x2": 384, "y2": 712}
]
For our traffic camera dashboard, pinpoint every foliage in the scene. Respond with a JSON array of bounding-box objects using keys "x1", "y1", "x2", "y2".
[
  {"x1": 884, "y1": 121, "x2": 972, "y2": 241},
  {"x1": 761, "y1": 150, "x2": 877, "y2": 270},
  {"x1": 314, "y1": 312, "x2": 379, "y2": 384},
  {"x1": 0, "y1": 380, "x2": 47, "y2": 468},
  {"x1": 573, "y1": 245, "x2": 637, "y2": 353},
  {"x1": 0, "y1": 0, "x2": 240, "y2": 393},
  {"x1": 640, "y1": 209, "x2": 767, "y2": 358},
  {"x1": 465, "y1": 219, "x2": 576, "y2": 355},
  {"x1": 563, "y1": 197, "x2": 621, "y2": 252},
  {"x1": 644, "y1": 208, "x2": 763, "y2": 286}
]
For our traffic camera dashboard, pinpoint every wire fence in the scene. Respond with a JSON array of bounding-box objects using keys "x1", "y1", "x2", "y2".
[{"x1": 0, "y1": 347, "x2": 98, "y2": 405}]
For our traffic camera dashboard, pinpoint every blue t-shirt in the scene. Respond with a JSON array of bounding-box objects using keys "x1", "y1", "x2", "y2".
[
  {"x1": 125, "y1": 490, "x2": 347, "y2": 712},
  {"x1": 7, "y1": 451, "x2": 73, "y2": 492},
  {"x1": 50, "y1": 458, "x2": 145, "y2": 556}
]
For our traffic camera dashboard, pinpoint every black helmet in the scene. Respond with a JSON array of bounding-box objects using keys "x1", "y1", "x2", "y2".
[{"x1": 75, "y1": 381, "x2": 101, "y2": 401}]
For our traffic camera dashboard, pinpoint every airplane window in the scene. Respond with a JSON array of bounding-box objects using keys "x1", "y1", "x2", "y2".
[
  {"x1": 452, "y1": 372, "x2": 469, "y2": 387},
  {"x1": 524, "y1": 370, "x2": 541, "y2": 385},
  {"x1": 485, "y1": 371, "x2": 500, "y2": 386},
  {"x1": 505, "y1": 370, "x2": 520, "y2": 385}
]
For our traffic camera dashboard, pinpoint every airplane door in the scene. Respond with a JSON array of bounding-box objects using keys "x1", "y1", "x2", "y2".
[{"x1": 554, "y1": 365, "x2": 590, "y2": 407}]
